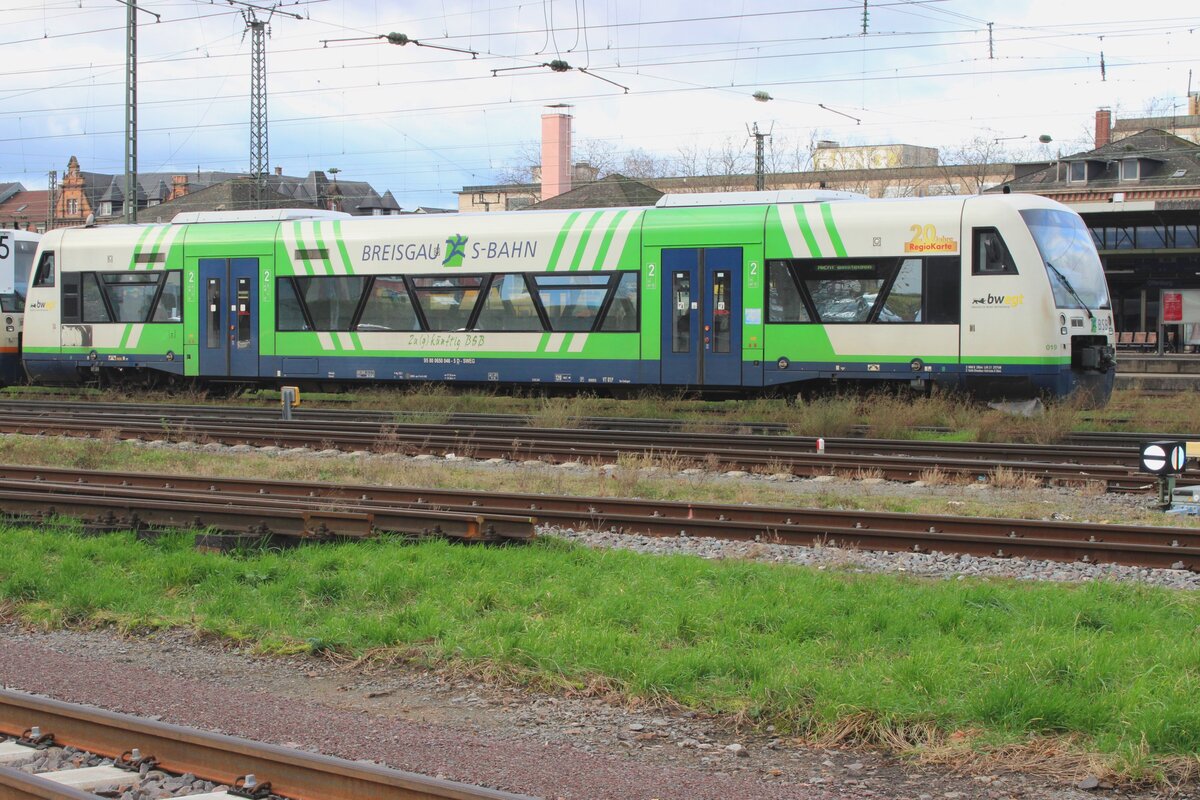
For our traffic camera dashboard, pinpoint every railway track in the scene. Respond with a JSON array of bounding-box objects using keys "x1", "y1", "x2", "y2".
[
  {"x1": 6, "y1": 465, "x2": 1198, "y2": 571},
  {"x1": 0, "y1": 688, "x2": 531, "y2": 800},
  {"x1": 0, "y1": 400, "x2": 1185, "y2": 492},
  {"x1": 0, "y1": 465, "x2": 534, "y2": 545}
]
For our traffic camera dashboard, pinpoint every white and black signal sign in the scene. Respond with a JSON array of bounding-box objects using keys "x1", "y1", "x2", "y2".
[{"x1": 1139, "y1": 441, "x2": 1189, "y2": 475}]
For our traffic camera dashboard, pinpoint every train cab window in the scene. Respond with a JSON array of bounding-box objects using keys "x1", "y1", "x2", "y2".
[
  {"x1": 14, "y1": 239, "x2": 36, "y2": 297},
  {"x1": 532, "y1": 274, "x2": 609, "y2": 332},
  {"x1": 475, "y1": 274, "x2": 543, "y2": 332},
  {"x1": 410, "y1": 276, "x2": 483, "y2": 331},
  {"x1": 877, "y1": 259, "x2": 922, "y2": 323},
  {"x1": 357, "y1": 276, "x2": 418, "y2": 332},
  {"x1": 767, "y1": 262, "x2": 810, "y2": 322},
  {"x1": 32, "y1": 251, "x2": 54, "y2": 288},
  {"x1": 82, "y1": 273, "x2": 112, "y2": 323},
  {"x1": 598, "y1": 272, "x2": 639, "y2": 332},
  {"x1": 973, "y1": 229, "x2": 1017, "y2": 275}
]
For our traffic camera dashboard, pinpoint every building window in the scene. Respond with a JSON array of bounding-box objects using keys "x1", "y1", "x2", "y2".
[
  {"x1": 1068, "y1": 162, "x2": 1087, "y2": 183},
  {"x1": 66, "y1": 199, "x2": 78, "y2": 216},
  {"x1": 372, "y1": 209, "x2": 382, "y2": 216},
  {"x1": 99, "y1": 201, "x2": 112, "y2": 217},
  {"x1": 1120, "y1": 159, "x2": 1139, "y2": 181}
]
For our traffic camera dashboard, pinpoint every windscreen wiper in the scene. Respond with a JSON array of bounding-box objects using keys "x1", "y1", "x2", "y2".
[{"x1": 1045, "y1": 261, "x2": 1093, "y2": 320}]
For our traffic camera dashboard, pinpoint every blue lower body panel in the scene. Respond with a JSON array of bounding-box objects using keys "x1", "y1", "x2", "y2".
[{"x1": 24, "y1": 351, "x2": 1115, "y2": 404}]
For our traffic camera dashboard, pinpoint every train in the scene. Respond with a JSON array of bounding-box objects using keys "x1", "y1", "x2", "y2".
[
  {"x1": 18, "y1": 190, "x2": 1116, "y2": 404},
  {"x1": 0, "y1": 228, "x2": 41, "y2": 385}
]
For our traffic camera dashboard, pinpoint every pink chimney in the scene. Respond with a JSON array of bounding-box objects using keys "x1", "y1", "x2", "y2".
[
  {"x1": 541, "y1": 105, "x2": 573, "y2": 200},
  {"x1": 1095, "y1": 108, "x2": 1112, "y2": 149}
]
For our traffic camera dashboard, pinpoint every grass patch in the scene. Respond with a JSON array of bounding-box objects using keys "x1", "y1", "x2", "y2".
[{"x1": 2, "y1": 525, "x2": 1199, "y2": 779}]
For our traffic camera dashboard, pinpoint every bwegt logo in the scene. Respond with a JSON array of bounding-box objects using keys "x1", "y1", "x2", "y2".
[{"x1": 971, "y1": 293, "x2": 1024, "y2": 308}]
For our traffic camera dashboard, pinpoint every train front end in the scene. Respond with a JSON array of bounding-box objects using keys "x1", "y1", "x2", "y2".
[{"x1": 1019, "y1": 203, "x2": 1115, "y2": 406}]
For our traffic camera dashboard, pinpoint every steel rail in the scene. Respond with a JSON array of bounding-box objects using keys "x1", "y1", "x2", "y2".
[
  {"x1": 0, "y1": 406, "x2": 1173, "y2": 492},
  {"x1": 5, "y1": 465, "x2": 1197, "y2": 571},
  {"x1": 0, "y1": 478, "x2": 534, "y2": 544},
  {"x1": 0, "y1": 398, "x2": 1193, "y2": 448},
  {"x1": 0, "y1": 690, "x2": 532, "y2": 800}
]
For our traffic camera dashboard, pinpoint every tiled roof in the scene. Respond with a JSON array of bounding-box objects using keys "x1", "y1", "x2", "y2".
[
  {"x1": 132, "y1": 177, "x2": 316, "y2": 222},
  {"x1": 1001, "y1": 129, "x2": 1200, "y2": 192},
  {"x1": 526, "y1": 174, "x2": 663, "y2": 209},
  {"x1": 0, "y1": 188, "x2": 48, "y2": 228}
]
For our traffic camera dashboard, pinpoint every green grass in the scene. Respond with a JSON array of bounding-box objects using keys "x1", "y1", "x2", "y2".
[{"x1": 3, "y1": 524, "x2": 1199, "y2": 775}]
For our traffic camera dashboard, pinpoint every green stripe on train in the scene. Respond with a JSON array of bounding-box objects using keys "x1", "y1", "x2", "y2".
[
  {"x1": 821, "y1": 204, "x2": 847, "y2": 258},
  {"x1": 569, "y1": 211, "x2": 606, "y2": 271},
  {"x1": 591, "y1": 210, "x2": 628, "y2": 270},
  {"x1": 546, "y1": 212, "x2": 582, "y2": 271},
  {"x1": 794, "y1": 206, "x2": 820, "y2": 257}
]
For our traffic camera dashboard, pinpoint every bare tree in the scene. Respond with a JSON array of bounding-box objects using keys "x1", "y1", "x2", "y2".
[
  {"x1": 939, "y1": 136, "x2": 1015, "y2": 194},
  {"x1": 495, "y1": 140, "x2": 541, "y2": 185},
  {"x1": 705, "y1": 136, "x2": 752, "y2": 191},
  {"x1": 672, "y1": 142, "x2": 705, "y2": 177},
  {"x1": 615, "y1": 148, "x2": 666, "y2": 179}
]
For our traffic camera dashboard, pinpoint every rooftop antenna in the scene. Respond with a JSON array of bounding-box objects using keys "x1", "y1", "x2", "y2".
[{"x1": 227, "y1": 1, "x2": 302, "y2": 209}]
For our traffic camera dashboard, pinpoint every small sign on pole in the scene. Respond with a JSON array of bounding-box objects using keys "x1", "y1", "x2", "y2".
[{"x1": 1141, "y1": 440, "x2": 1189, "y2": 509}]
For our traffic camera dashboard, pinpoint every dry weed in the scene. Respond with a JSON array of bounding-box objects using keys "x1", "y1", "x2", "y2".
[
  {"x1": 989, "y1": 466, "x2": 1044, "y2": 491},
  {"x1": 918, "y1": 466, "x2": 949, "y2": 486}
]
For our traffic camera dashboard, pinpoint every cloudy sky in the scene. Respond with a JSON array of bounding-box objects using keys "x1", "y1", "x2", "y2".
[{"x1": 0, "y1": 0, "x2": 1196, "y2": 209}]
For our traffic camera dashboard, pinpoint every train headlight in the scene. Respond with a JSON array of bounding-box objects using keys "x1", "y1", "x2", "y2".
[
  {"x1": 1059, "y1": 314, "x2": 1067, "y2": 326},
  {"x1": 165, "y1": 351, "x2": 175, "y2": 362},
  {"x1": 4, "y1": 317, "x2": 11, "y2": 325},
  {"x1": 1060, "y1": 326, "x2": 1068, "y2": 336}
]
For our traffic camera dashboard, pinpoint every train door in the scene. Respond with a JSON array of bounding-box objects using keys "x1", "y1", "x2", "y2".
[
  {"x1": 660, "y1": 247, "x2": 742, "y2": 385},
  {"x1": 198, "y1": 258, "x2": 259, "y2": 378}
]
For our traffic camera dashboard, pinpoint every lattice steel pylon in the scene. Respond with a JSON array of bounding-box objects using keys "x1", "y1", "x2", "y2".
[
  {"x1": 124, "y1": 0, "x2": 137, "y2": 222},
  {"x1": 246, "y1": 11, "x2": 269, "y2": 210}
]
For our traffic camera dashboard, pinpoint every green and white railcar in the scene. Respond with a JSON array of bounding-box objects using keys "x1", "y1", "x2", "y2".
[{"x1": 22, "y1": 191, "x2": 1115, "y2": 402}]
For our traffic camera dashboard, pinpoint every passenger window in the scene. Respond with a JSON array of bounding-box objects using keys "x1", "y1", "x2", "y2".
[
  {"x1": 767, "y1": 262, "x2": 809, "y2": 322},
  {"x1": 82, "y1": 273, "x2": 112, "y2": 323},
  {"x1": 973, "y1": 229, "x2": 1017, "y2": 275},
  {"x1": 475, "y1": 274, "x2": 543, "y2": 331},
  {"x1": 878, "y1": 259, "x2": 922, "y2": 323},
  {"x1": 925, "y1": 257, "x2": 961, "y2": 324},
  {"x1": 101, "y1": 273, "x2": 161, "y2": 322},
  {"x1": 293, "y1": 276, "x2": 367, "y2": 331},
  {"x1": 32, "y1": 251, "x2": 54, "y2": 288},
  {"x1": 532, "y1": 274, "x2": 610, "y2": 332},
  {"x1": 357, "y1": 276, "x2": 419, "y2": 332},
  {"x1": 410, "y1": 276, "x2": 483, "y2": 331},
  {"x1": 150, "y1": 271, "x2": 182, "y2": 322},
  {"x1": 598, "y1": 272, "x2": 639, "y2": 332},
  {"x1": 276, "y1": 278, "x2": 309, "y2": 331}
]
